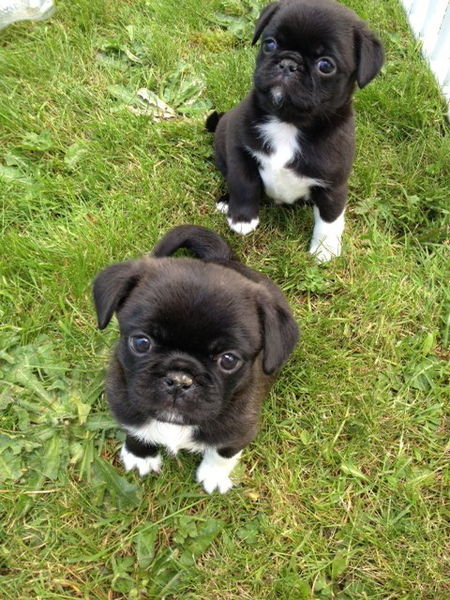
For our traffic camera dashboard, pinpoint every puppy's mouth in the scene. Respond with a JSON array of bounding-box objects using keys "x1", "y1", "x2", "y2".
[
  {"x1": 270, "y1": 86, "x2": 285, "y2": 106},
  {"x1": 265, "y1": 82, "x2": 314, "y2": 113},
  {"x1": 256, "y1": 70, "x2": 312, "y2": 110},
  {"x1": 153, "y1": 410, "x2": 187, "y2": 425}
]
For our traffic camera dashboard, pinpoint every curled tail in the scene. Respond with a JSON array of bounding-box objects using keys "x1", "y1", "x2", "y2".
[
  {"x1": 152, "y1": 225, "x2": 236, "y2": 261},
  {"x1": 205, "y1": 110, "x2": 224, "y2": 133}
]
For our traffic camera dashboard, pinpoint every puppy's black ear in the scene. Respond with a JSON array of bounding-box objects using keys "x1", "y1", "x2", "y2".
[
  {"x1": 93, "y1": 260, "x2": 145, "y2": 330},
  {"x1": 252, "y1": 2, "x2": 279, "y2": 46},
  {"x1": 258, "y1": 293, "x2": 299, "y2": 375},
  {"x1": 354, "y1": 24, "x2": 384, "y2": 88}
]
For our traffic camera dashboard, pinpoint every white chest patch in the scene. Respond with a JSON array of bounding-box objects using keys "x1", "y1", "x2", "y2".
[
  {"x1": 250, "y1": 118, "x2": 324, "y2": 204},
  {"x1": 125, "y1": 420, "x2": 205, "y2": 455}
]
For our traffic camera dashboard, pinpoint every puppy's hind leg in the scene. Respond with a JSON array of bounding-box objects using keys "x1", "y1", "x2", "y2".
[
  {"x1": 309, "y1": 186, "x2": 346, "y2": 262},
  {"x1": 121, "y1": 435, "x2": 162, "y2": 476},
  {"x1": 216, "y1": 193, "x2": 229, "y2": 215},
  {"x1": 213, "y1": 136, "x2": 231, "y2": 216}
]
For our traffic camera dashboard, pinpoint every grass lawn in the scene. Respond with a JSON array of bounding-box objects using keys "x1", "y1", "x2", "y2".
[{"x1": 0, "y1": 0, "x2": 449, "y2": 598}]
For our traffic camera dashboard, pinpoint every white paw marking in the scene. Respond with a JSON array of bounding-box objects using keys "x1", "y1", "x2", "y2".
[
  {"x1": 120, "y1": 445, "x2": 162, "y2": 476},
  {"x1": 309, "y1": 205, "x2": 344, "y2": 262},
  {"x1": 216, "y1": 201, "x2": 229, "y2": 214},
  {"x1": 227, "y1": 217, "x2": 259, "y2": 235},
  {"x1": 196, "y1": 449, "x2": 242, "y2": 494},
  {"x1": 309, "y1": 240, "x2": 342, "y2": 263},
  {"x1": 198, "y1": 467, "x2": 233, "y2": 494}
]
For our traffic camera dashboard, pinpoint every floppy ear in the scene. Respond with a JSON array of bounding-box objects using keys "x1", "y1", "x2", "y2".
[
  {"x1": 92, "y1": 259, "x2": 146, "y2": 330},
  {"x1": 354, "y1": 24, "x2": 384, "y2": 88},
  {"x1": 258, "y1": 293, "x2": 299, "y2": 375},
  {"x1": 252, "y1": 2, "x2": 280, "y2": 46}
]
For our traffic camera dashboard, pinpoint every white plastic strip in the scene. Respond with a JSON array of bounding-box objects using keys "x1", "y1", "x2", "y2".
[{"x1": 400, "y1": 0, "x2": 450, "y2": 115}]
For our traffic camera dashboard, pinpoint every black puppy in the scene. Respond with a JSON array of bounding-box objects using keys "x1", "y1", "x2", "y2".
[
  {"x1": 93, "y1": 225, "x2": 298, "y2": 493},
  {"x1": 207, "y1": 0, "x2": 384, "y2": 261}
]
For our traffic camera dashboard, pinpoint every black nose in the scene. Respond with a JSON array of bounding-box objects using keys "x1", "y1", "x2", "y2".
[
  {"x1": 278, "y1": 58, "x2": 298, "y2": 73},
  {"x1": 164, "y1": 371, "x2": 193, "y2": 391}
]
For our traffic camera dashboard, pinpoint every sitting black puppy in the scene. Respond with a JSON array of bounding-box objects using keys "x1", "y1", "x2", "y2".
[
  {"x1": 93, "y1": 225, "x2": 298, "y2": 493},
  {"x1": 207, "y1": 0, "x2": 384, "y2": 261}
]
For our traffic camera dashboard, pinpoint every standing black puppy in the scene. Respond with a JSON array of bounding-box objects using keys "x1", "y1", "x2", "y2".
[{"x1": 207, "y1": 0, "x2": 383, "y2": 262}]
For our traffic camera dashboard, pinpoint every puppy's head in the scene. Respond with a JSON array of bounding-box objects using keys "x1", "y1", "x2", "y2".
[
  {"x1": 252, "y1": 0, "x2": 384, "y2": 120},
  {"x1": 93, "y1": 258, "x2": 298, "y2": 427}
]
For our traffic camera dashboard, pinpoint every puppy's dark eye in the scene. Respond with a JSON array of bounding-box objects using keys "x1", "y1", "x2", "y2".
[
  {"x1": 129, "y1": 335, "x2": 152, "y2": 354},
  {"x1": 262, "y1": 38, "x2": 277, "y2": 54},
  {"x1": 218, "y1": 352, "x2": 241, "y2": 372},
  {"x1": 316, "y1": 57, "x2": 336, "y2": 75}
]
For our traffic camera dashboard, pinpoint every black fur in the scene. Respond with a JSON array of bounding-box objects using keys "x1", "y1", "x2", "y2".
[
  {"x1": 208, "y1": 0, "x2": 384, "y2": 243},
  {"x1": 152, "y1": 224, "x2": 235, "y2": 261},
  {"x1": 205, "y1": 111, "x2": 224, "y2": 133},
  {"x1": 125, "y1": 435, "x2": 159, "y2": 458},
  {"x1": 93, "y1": 226, "x2": 298, "y2": 485}
]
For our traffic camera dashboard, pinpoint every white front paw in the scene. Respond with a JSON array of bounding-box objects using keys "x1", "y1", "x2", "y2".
[
  {"x1": 227, "y1": 217, "x2": 259, "y2": 235},
  {"x1": 120, "y1": 445, "x2": 162, "y2": 476},
  {"x1": 196, "y1": 463, "x2": 234, "y2": 494},
  {"x1": 309, "y1": 236, "x2": 342, "y2": 263},
  {"x1": 216, "y1": 201, "x2": 229, "y2": 214},
  {"x1": 196, "y1": 448, "x2": 241, "y2": 494}
]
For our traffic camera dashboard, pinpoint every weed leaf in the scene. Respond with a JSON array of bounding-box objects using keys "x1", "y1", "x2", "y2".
[
  {"x1": 42, "y1": 435, "x2": 62, "y2": 480},
  {"x1": 0, "y1": 449, "x2": 22, "y2": 481},
  {"x1": 331, "y1": 551, "x2": 348, "y2": 579},
  {"x1": 178, "y1": 518, "x2": 224, "y2": 567},
  {"x1": 0, "y1": 164, "x2": 35, "y2": 185},
  {"x1": 135, "y1": 526, "x2": 158, "y2": 569},
  {"x1": 64, "y1": 141, "x2": 88, "y2": 170},
  {"x1": 236, "y1": 515, "x2": 262, "y2": 545},
  {"x1": 94, "y1": 456, "x2": 141, "y2": 509},
  {"x1": 20, "y1": 131, "x2": 54, "y2": 152},
  {"x1": 340, "y1": 462, "x2": 369, "y2": 482}
]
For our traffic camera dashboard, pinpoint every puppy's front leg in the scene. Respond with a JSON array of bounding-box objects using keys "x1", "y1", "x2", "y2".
[
  {"x1": 196, "y1": 447, "x2": 242, "y2": 494},
  {"x1": 224, "y1": 149, "x2": 262, "y2": 235},
  {"x1": 120, "y1": 434, "x2": 162, "y2": 476},
  {"x1": 309, "y1": 186, "x2": 347, "y2": 262}
]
